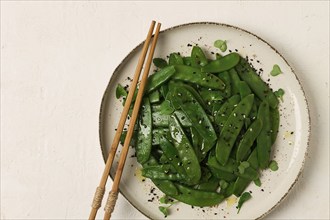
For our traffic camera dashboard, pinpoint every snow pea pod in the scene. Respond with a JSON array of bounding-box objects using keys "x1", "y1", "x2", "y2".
[
  {"x1": 196, "y1": 176, "x2": 219, "y2": 192},
  {"x1": 160, "y1": 84, "x2": 169, "y2": 98},
  {"x1": 149, "y1": 90, "x2": 160, "y2": 103},
  {"x1": 191, "y1": 46, "x2": 208, "y2": 67},
  {"x1": 257, "y1": 101, "x2": 272, "y2": 169},
  {"x1": 172, "y1": 65, "x2": 225, "y2": 90},
  {"x1": 152, "y1": 111, "x2": 169, "y2": 127},
  {"x1": 145, "y1": 65, "x2": 176, "y2": 94},
  {"x1": 183, "y1": 56, "x2": 192, "y2": 66},
  {"x1": 179, "y1": 83, "x2": 208, "y2": 110},
  {"x1": 168, "y1": 84, "x2": 217, "y2": 155},
  {"x1": 214, "y1": 95, "x2": 241, "y2": 129},
  {"x1": 142, "y1": 166, "x2": 185, "y2": 181},
  {"x1": 236, "y1": 58, "x2": 279, "y2": 109},
  {"x1": 159, "y1": 136, "x2": 187, "y2": 176},
  {"x1": 208, "y1": 154, "x2": 259, "y2": 181},
  {"x1": 152, "y1": 110, "x2": 192, "y2": 128},
  {"x1": 143, "y1": 156, "x2": 179, "y2": 196},
  {"x1": 228, "y1": 68, "x2": 242, "y2": 95},
  {"x1": 238, "y1": 81, "x2": 252, "y2": 98},
  {"x1": 152, "y1": 128, "x2": 169, "y2": 145},
  {"x1": 209, "y1": 166, "x2": 237, "y2": 181},
  {"x1": 270, "y1": 108, "x2": 280, "y2": 145},
  {"x1": 199, "y1": 89, "x2": 224, "y2": 103},
  {"x1": 216, "y1": 94, "x2": 254, "y2": 165},
  {"x1": 201, "y1": 53, "x2": 240, "y2": 73},
  {"x1": 136, "y1": 98, "x2": 152, "y2": 164},
  {"x1": 169, "y1": 53, "x2": 184, "y2": 65},
  {"x1": 218, "y1": 71, "x2": 232, "y2": 98},
  {"x1": 169, "y1": 115, "x2": 201, "y2": 184},
  {"x1": 236, "y1": 119, "x2": 263, "y2": 162},
  {"x1": 171, "y1": 184, "x2": 225, "y2": 207},
  {"x1": 233, "y1": 149, "x2": 259, "y2": 196},
  {"x1": 190, "y1": 127, "x2": 203, "y2": 162}
]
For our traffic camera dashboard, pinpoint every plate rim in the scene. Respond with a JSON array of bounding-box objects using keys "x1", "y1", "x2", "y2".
[{"x1": 98, "y1": 21, "x2": 311, "y2": 219}]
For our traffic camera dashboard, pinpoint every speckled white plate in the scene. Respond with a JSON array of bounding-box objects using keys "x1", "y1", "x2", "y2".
[{"x1": 99, "y1": 22, "x2": 310, "y2": 219}]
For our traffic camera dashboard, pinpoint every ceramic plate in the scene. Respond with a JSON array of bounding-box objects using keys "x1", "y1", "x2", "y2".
[{"x1": 99, "y1": 22, "x2": 310, "y2": 219}]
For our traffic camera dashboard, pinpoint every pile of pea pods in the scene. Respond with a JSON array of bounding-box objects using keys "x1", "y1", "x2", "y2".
[{"x1": 117, "y1": 46, "x2": 280, "y2": 209}]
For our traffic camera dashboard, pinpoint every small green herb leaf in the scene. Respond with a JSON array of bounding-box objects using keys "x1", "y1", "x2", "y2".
[
  {"x1": 153, "y1": 58, "x2": 168, "y2": 68},
  {"x1": 269, "y1": 160, "x2": 279, "y2": 171},
  {"x1": 159, "y1": 195, "x2": 169, "y2": 204},
  {"x1": 237, "y1": 192, "x2": 252, "y2": 213},
  {"x1": 214, "y1": 40, "x2": 227, "y2": 52},
  {"x1": 116, "y1": 84, "x2": 127, "y2": 99},
  {"x1": 253, "y1": 178, "x2": 261, "y2": 187},
  {"x1": 270, "y1": 64, "x2": 282, "y2": 76},
  {"x1": 158, "y1": 206, "x2": 169, "y2": 217},
  {"x1": 274, "y1": 88, "x2": 285, "y2": 102}
]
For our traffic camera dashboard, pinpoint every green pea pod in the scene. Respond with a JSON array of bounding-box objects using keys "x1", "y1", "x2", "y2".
[
  {"x1": 199, "y1": 89, "x2": 224, "y2": 103},
  {"x1": 201, "y1": 53, "x2": 240, "y2": 73},
  {"x1": 183, "y1": 56, "x2": 192, "y2": 66},
  {"x1": 208, "y1": 154, "x2": 259, "y2": 181},
  {"x1": 169, "y1": 115, "x2": 201, "y2": 184},
  {"x1": 159, "y1": 136, "x2": 187, "y2": 176},
  {"x1": 233, "y1": 149, "x2": 259, "y2": 196},
  {"x1": 216, "y1": 94, "x2": 255, "y2": 165},
  {"x1": 270, "y1": 108, "x2": 280, "y2": 145},
  {"x1": 196, "y1": 176, "x2": 219, "y2": 192},
  {"x1": 168, "y1": 84, "x2": 217, "y2": 155},
  {"x1": 149, "y1": 90, "x2": 160, "y2": 103},
  {"x1": 143, "y1": 156, "x2": 178, "y2": 196},
  {"x1": 172, "y1": 65, "x2": 226, "y2": 90},
  {"x1": 228, "y1": 68, "x2": 242, "y2": 95},
  {"x1": 152, "y1": 128, "x2": 169, "y2": 145},
  {"x1": 136, "y1": 98, "x2": 152, "y2": 164},
  {"x1": 214, "y1": 95, "x2": 241, "y2": 129},
  {"x1": 208, "y1": 153, "x2": 237, "y2": 173},
  {"x1": 191, "y1": 46, "x2": 208, "y2": 67},
  {"x1": 152, "y1": 111, "x2": 169, "y2": 127},
  {"x1": 142, "y1": 166, "x2": 185, "y2": 181},
  {"x1": 154, "y1": 180, "x2": 178, "y2": 196},
  {"x1": 190, "y1": 127, "x2": 203, "y2": 162},
  {"x1": 160, "y1": 84, "x2": 169, "y2": 98},
  {"x1": 257, "y1": 101, "x2": 272, "y2": 169},
  {"x1": 171, "y1": 184, "x2": 224, "y2": 207},
  {"x1": 236, "y1": 119, "x2": 263, "y2": 162},
  {"x1": 209, "y1": 166, "x2": 237, "y2": 182},
  {"x1": 236, "y1": 58, "x2": 279, "y2": 109},
  {"x1": 152, "y1": 110, "x2": 192, "y2": 128},
  {"x1": 179, "y1": 83, "x2": 208, "y2": 110},
  {"x1": 145, "y1": 65, "x2": 176, "y2": 94},
  {"x1": 218, "y1": 71, "x2": 232, "y2": 98},
  {"x1": 169, "y1": 53, "x2": 184, "y2": 65},
  {"x1": 238, "y1": 81, "x2": 252, "y2": 98},
  {"x1": 159, "y1": 160, "x2": 177, "y2": 174}
]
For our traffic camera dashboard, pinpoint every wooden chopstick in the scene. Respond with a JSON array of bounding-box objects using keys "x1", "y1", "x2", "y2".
[
  {"x1": 103, "y1": 22, "x2": 162, "y2": 220},
  {"x1": 88, "y1": 21, "x2": 156, "y2": 220}
]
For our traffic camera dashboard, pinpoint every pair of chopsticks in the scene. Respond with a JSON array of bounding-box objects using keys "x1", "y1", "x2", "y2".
[{"x1": 89, "y1": 21, "x2": 161, "y2": 220}]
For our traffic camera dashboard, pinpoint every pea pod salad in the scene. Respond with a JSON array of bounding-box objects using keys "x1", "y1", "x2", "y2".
[{"x1": 116, "y1": 44, "x2": 281, "y2": 215}]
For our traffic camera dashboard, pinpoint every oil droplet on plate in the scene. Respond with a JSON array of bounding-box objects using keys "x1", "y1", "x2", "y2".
[
  {"x1": 134, "y1": 168, "x2": 145, "y2": 182},
  {"x1": 226, "y1": 195, "x2": 237, "y2": 208}
]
